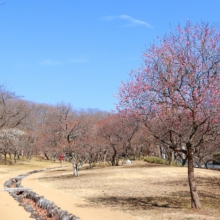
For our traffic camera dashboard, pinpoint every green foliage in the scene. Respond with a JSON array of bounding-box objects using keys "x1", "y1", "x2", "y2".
[
  {"x1": 143, "y1": 156, "x2": 181, "y2": 166},
  {"x1": 213, "y1": 152, "x2": 220, "y2": 162},
  {"x1": 170, "y1": 160, "x2": 182, "y2": 167},
  {"x1": 144, "y1": 156, "x2": 168, "y2": 165}
]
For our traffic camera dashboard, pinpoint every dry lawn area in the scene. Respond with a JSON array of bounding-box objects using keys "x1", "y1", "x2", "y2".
[{"x1": 37, "y1": 161, "x2": 220, "y2": 220}]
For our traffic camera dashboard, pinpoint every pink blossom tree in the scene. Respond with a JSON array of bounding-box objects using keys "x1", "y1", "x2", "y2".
[{"x1": 117, "y1": 21, "x2": 220, "y2": 208}]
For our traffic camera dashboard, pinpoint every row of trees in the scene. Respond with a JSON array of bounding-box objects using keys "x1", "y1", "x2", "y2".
[
  {"x1": 0, "y1": 90, "x2": 154, "y2": 173},
  {"x1": 0, "y1": 83, "x2": 218, "y2": 172},
  {"x1": 0, "y1": 85, "x2": 36, "y2": 163}
]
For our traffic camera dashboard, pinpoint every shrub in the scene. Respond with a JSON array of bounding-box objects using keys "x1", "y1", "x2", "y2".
[
  {"x1": 91, "y1": 162, "x2": 110, "y2": 168},
  {"x1": 144, "y1": 156, "x2": 181, "y2": 166},
  {"x1": 213, "y1": 152, "x2": 220, "y2": 162},
  {"x1": 144, "y1": 156, "x2": 168, "y2": 165}
]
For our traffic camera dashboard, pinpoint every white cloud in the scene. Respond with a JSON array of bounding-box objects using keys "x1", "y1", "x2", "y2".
[
  {"x1": 102, "y1": 15, "x2": 154, "y2": 28},
  {"x1": 101, "y1": 16, "x2": 116, "y2": 21}
]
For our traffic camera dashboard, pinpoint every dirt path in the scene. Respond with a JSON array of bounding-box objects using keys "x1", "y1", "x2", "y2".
[
  {"x1": 0, "y1": 170, "x2": 31, "y2": 220},
  {"x1": 22, "y1": 167, "x2": 138, "y2": 220}
]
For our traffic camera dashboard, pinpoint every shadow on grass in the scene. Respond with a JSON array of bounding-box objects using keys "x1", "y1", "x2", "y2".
[
  {"x1": 86, "y1": 189, "x2": 220, "y2": 211},
  {"x1": 120, "y1": 162, "x2": 168, "y2": 169},
  {"x1": 158, "y1": 176, "x2": 220, "y2": 210},
  {"x1": 49, "y1": 169, "x2": 69, "y2": 172},
  {"x1": 86, "y1": 195, "x2": 190, "y2": 210},
  {"x1": 170, "y1": 189, "x2": 220, "y2": 210},
  {"x1": 38, "y1": 174, "x2": 74, "y2": 181},
  {"x1": 152, "y1": 176, "x2": 220, "y2": 188},
  {"x1": 38, "y1": 167, "x2": 114, "y2": 181}
]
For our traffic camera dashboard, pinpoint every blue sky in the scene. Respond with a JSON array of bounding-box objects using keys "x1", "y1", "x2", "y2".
[{"x1": 1, "y1": 0, "x2": 220, "y2": 111}]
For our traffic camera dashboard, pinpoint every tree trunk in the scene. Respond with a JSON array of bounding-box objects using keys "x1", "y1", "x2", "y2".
[
  {"x1": 72, "y1": 164, "x2": 79, "y2": 176},
  {"x1": 14, "y1": 152, "x2": 17, "y2": 164},
  {"x1": 71, "y1": 155, "x2": 79, "y2": 176},
  {"x1": 89, "y1": 160, "x2": 93, "y2": 169},
  {"x1": 103, "y1": 151, "x2": 107, "y2": 163},
  {"x1": 182, "y1": 157, "x2": 187, "y2": 166},
  {"x1": 44, "y1": 152, "x2": 50, "y2": 160},
  {"x1": 172, "y1": 151, "x2": 175, "y2": 161},
  {"x1": 115, "y1": 154, "x2": 119, "y2": 166},
  {"x1": 168, "y1": 150, "x2": 172, "y2": 166},
  {"x1": 187, "y1": 143, "x2": 201, "y2": 209},
  {"x1": 198, "y1": 159, "x2": 203, "y2": 168},
  {"x1": 158, "y1": 146, "x2": 162, "y2": 158},
  {"x1": 111, "y1": 146, "x2": 117, "y2": 166},
  {"x1": 28, "y1": 154, "x2": 32, "y2": 162},
  {"x1": 4, "y1": 153, "x2": 7, "y2": 164}
]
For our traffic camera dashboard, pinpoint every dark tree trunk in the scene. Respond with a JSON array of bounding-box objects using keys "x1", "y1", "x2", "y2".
[
  {"x1": 14, "y1": 152, "x2": 17, "y2": 164},
  {"x1": 159, "y1": 146, "x2": 163, "y2": 158},
  {"x1": 111, "y1": 146, "x2": 117, "y2": 166},
  {"x1": 44, "y1": 152, "x2": 50, "y2": 160},
  {"x1": 182, "y1": 157, "x2": 187, "y2": 167},
  {"x1": 187, "y1": 143, "x2": 201, "y2": 209},
  {"x1": 115, "y1": 154, "x2": 119, "y2": 166},
  {"x1": 167, "y1": 150, "x2": 173, "y2": 166},
  {"x1": 111, "y1": 154, "x2": 116, "y2": 166},
  {"x1": 4, "y1": 153, "x2": 7, "y2": 164}
]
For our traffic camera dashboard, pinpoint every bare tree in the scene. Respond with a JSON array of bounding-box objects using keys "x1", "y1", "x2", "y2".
[{"x1": 0, "y1": 128, "x2": 25, "y2": 164}]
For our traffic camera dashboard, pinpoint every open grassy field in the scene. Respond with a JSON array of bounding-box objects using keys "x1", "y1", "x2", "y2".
[
  {"x1": 1, "y1": 158, "x2": 220, "y2": 219},
  {"x1": 0, "y1": 156, "x2": 60, "y2": 178},
  {"x1": 37, "y1": 161, "x2": 220, "y2": 220}
]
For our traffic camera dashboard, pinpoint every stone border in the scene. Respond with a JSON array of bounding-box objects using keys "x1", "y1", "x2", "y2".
[{"x1": 3, "y1": 167, "x2": 80, "y2": 220}]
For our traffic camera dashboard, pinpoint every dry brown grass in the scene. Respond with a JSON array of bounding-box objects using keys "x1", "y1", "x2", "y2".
[
  {"x1": 0, "y1": 157, "x2": 60, "y2": 178},
  {"x1": 38, "y1": 161, "x2": 220, "y2": 220}
]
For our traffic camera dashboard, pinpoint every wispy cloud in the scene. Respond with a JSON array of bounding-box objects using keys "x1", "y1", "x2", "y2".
[
  {"x1": 40, "y1": 59, "x2": 62, "y2": 66},
  {"x1": 102, "y1": 15, "x2": 154, "y2": 28},
  {"x1": 39, "y1": 58, "x2": 88, "y2": 66}
]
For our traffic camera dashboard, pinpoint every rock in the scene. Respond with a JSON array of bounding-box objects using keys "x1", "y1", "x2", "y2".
[
  {"x1": 24, "y1": 204, "x2": 34, "y2": 213},
  {"x1": 70, "y1": 216, "x2": 80, "y2": 220},
  {"x1": 62, "y1": 215, "x2": 71, "y2": 220},
  {"x1": 49, "y1": 207, "x2": 59, "y2": 217},
  {"x1": 36, "y1": 217, "x2": 45, "y2": 220},
  {"x1": 4, "y1": 180, "x2": 12, "y2": 188},
  {"x1": 125, "y1": 159, "x2": 132, "y2": 164},
  {"x1": 19, "y1": 202, "x2": 26, "y2": 207},
  {"x1": 30, "y1": 211, "x2": 40, "y2": 219},
  {"x1": 16, "y1": 196, "x2": 23, "y2": 202},
  {"x1": 34, "y1": 195, "x2": 42, "y2": 203}
]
